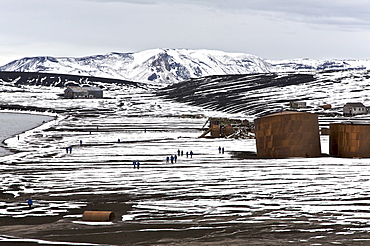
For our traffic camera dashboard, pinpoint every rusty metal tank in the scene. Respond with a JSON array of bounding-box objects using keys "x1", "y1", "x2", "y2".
[
  {"x1": 329, "y1": 123, "x2": 370, "y2": 158},
  {"x1": 254, "y1": 111, "x2": 321, "y2": 158}
]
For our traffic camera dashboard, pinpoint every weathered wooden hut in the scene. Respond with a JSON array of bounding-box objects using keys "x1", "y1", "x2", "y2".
[
  {"x1": 64, "y1": 86, "x2": 103, "y2": 99},
  {"x1": 343, "y1": 103, "x2": 367, "y2": 116}
]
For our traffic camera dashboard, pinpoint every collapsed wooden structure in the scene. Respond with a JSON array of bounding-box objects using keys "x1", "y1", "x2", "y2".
[{"x1": 199, "y1": 117, "x2": 253, "y2": 139}]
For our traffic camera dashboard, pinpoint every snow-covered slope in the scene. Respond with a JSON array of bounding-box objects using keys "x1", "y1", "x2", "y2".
[
  {"x1": 268, "y1": 58, "x2": 370, "y2": 72},
  {"x1": 0, "y1": 49, "x2": 271, "y2": 84}
]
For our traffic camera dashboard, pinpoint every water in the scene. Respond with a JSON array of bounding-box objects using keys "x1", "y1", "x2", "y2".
[{"x1": 0, "y1": 112, "x2": 53, "y2": 157}]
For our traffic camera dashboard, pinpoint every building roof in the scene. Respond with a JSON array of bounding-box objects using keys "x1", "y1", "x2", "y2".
[
  {"x1": 344, "y1": 102, "x2": 365, "y2": 107},
  {"x1": 66, "y1": 86, "x2": 102, "y2": 92}
]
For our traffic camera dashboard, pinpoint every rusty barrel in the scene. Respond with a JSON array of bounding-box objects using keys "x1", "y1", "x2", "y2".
[
  {"x1": 254, "y1": 111, "x2": 321, "y2": 158},
  {"x1": 82, "y1": 211, "x2": 115, "y2": 222},
  {"x1": 330, "y1": 123, "x2": 370, "y2": 158}
]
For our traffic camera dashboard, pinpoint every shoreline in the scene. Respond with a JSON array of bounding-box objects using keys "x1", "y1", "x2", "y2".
[{"x1": 0, "y1": 110, "x2": 56, "y2": 157}]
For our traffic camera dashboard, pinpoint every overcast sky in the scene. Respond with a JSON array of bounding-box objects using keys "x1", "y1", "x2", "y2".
[{"x1": 1, "y1": 0, "x2": 370, "y2": 65}]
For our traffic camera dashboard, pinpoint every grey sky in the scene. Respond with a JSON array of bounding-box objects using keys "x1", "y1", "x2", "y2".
[{"x1": 1, "y1": 0, "x2": 369, "y2": 65}]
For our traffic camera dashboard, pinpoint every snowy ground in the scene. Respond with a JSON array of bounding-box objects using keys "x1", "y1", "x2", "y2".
[{"x1": 1, "y1": 84, "x2": 370, "y2": 245}]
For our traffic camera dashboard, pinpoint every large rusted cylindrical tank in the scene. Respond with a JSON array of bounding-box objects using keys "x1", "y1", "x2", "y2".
[
  {"x1": 329, "y1": 123, "x2": 370, "y2": 158},
  {"x1": 254, "y1": 111, "x2": 321, "y2": 158},
  {"x1": 82, "y1": 211, "x2": 115, "y2": 222}
]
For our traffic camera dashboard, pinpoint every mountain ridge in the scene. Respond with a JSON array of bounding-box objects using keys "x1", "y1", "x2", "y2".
[
  {"x1": 1, "y1": 49, "x2": 369, "y2": 84},
  {"x1": 0, "y1": 49, "x2": 271, "y2": 84}
]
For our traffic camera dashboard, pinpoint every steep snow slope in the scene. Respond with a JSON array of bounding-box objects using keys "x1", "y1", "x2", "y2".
[{"x1": 0, "y1": 49, "x2": 271, "y2": 84}]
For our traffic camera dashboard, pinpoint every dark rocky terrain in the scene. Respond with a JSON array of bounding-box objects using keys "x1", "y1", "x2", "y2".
[{"x1": 0, "y1": 71, "x2": 143, "y2": 88}]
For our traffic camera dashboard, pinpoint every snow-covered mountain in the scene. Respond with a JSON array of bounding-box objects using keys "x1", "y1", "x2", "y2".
[
  {"x1": 2, "y1": 49, "x2": 369, "y2": 84},
  {"x1": 0, "y1": 49, "x2": 271, "y2": 84}
]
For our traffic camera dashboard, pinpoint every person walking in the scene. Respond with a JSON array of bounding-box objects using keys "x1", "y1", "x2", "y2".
[
  {"x1": 170, "y1": 155, "x2": 174, "y2": 164},
  {"x1": 186, "y1": 152, "x2": 189, "y2": 158},
  {"x1": 174, "y1": 155, "x2": 177, "y2": 163},
  {"x1": 69, "y1": 147, "x2": 73, "y2": 154},
  {"x1": 222, "y1": 147, "x2": 225, "y2": 154},
  {"x1": 218, "y1": 146, "x2": 221, "y2": 153},
  {"x1": 166, "y1": 156, "x2": 169, "y2": 163},
  {"x1": 177, "y1": 149, "x2": 180, "y2": 156},
  {"x1": 27, "y1": 198, "x2": 33, "y2": 209},
  {"x1": 136, "y1": 161, "x2": 140, "y2": 169},
  {"x1": 133, "y1": 160, "x2": 137, "y2": 169},
  {"x1": 190, "y1": 150, "x2": 193, "y2": 158}
]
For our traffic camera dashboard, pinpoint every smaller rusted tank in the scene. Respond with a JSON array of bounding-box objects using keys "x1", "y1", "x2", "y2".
[
  {"x1": 254, "y1": 111, "x2": 321, "y2": 158},
  {"x1": 321, "y1": 128, "x2": 330, "y2": 135},
  {"x1": 330, "y1": 123, "x2": 370, "y2": 158},
  {"x1": 82, "y1": 211, "x2": 115, "y2": 222}
]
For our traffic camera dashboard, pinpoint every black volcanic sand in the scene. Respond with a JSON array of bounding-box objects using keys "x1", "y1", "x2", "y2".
[
  {"x1": 2, "y1": 196, "x2": 370, "y2": 246},
  {"x1": 2, "y1": 192, "x2": 370, "y2": 246}
]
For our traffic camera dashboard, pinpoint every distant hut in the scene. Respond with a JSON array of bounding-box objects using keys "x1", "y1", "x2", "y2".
[
  {"x1": 290, "y1": 101, "x2": 307, "y2": 109},
  {"x1": 254, "y1": 111, "x2": 321, "y2": 158},
  {"x1": 64, "y1": 86, "x2": 103, "y2": 99},
  {"x1": 343, "y1": 102, "x2": 367, "y2": 116}
]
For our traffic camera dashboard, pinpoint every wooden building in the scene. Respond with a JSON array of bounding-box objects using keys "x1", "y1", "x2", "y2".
[
  {"x1": 343, "y1": 102, "x2": 367, "y2": 116},
  {"x1": 64, "y1": 86, "x2": 103, "y2": 99},
  {"x1": 290, "y1": 101, "x2": 307, "y2": 109},
  {"x1": 199, "y1": 117, "x2": 252, "y2": 138}
]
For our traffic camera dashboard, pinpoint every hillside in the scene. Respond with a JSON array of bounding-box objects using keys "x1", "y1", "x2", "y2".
[{"x1": 157, "y1": 70, "x2": 370, "y2": 117}]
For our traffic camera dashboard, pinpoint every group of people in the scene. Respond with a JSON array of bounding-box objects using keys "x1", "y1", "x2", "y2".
[
  {"x1": 166, "y1": 155, "x2": 177, "y2": 164},
  {"x1": 218, "y1": 146, "x2": 225, "y2": 154},
  {"x1": 166, "y1": 149, "x2": 194, "y2": 164},
  {"x1": 65, "y1": 147, "x2": 73, "y2": 154},
  {"x1": 132, "y1": 160, "x2": 140, "y2": 169}
]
